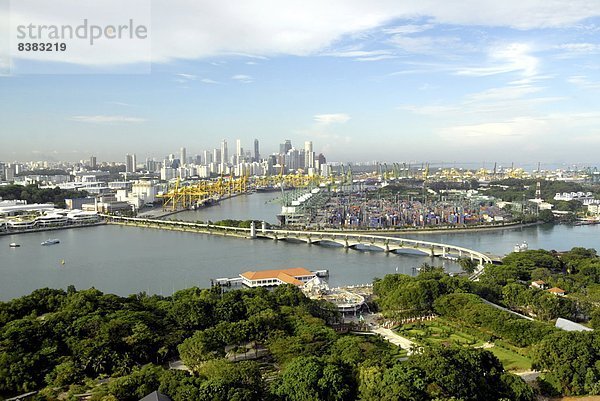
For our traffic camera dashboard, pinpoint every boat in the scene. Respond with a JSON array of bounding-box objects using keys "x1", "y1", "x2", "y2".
[
  {"x1": 9, "y1": 243, "x2": 20, "y2": 248},
  {"x1": 41, "y1": 239, "x2": 60, "y2": 246},
  {"x1": 513, "y1": 241, "x2": 528, "y2": 253}
]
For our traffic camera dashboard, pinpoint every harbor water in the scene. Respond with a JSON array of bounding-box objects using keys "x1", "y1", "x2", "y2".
[{"x1": 1, "y1": 192, "x2": 598, "y2": 301}]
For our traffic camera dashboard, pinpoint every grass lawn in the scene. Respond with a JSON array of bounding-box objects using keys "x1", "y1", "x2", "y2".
[{"x1": 395, "y1": 318, "x2": 532, "y2": 372}]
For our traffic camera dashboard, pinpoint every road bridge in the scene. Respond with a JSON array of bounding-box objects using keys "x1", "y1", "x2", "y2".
[{"x1": 102, "y1": 215, "x2": 492, "y2": 278}]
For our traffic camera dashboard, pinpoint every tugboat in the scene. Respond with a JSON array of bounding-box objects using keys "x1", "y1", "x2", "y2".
[
  {"x1": 9, "y1": 243, "x2": 20, "y2": 248},
  {"x1": 41, "y1": 239, "x2": 60, "y2": 246}
]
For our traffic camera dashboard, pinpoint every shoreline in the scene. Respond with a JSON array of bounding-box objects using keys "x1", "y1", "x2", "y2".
[{"x1": 287, "y1": 221, "x2": 545, "y2": 236}]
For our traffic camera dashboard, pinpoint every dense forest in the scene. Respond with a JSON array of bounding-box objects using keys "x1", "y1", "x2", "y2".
[
  {"x1": 0, "y1": 184, "x2": 88, "y2": 208},
  {"x1": 2, "y1": 284, "x2": 532, "y2": 401},
  {"x1": 1, "y1": 247, "x2": 599, "y2": 400}
]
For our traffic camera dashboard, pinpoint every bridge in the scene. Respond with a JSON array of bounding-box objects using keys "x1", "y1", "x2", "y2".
[{"x1": 102, "y1": 215, "x2": 492, "y2": 279}]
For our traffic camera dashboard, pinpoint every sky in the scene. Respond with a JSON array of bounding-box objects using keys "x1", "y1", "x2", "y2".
[{"x1": 1, "y1": 0, "x2": 600, "y2": 165}]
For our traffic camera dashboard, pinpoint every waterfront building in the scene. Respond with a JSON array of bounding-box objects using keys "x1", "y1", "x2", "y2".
[{"x1": 240, "y1": 268, "x2": 316, "y2": 288}]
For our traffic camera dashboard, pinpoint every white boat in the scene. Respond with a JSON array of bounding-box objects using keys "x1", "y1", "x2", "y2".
[
  {"x1": 41, "y1": 239, "x2": 60, "y2": 246},
  {"x1": 9, "y1": 243, "x2": 20, "y2": 248},
  {"x1": 513, "y1": 241, "x2": 528, "y2": 252}
]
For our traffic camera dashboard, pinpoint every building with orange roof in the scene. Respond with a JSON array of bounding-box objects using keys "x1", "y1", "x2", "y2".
[
  {"x1": 240, "y1": 268, "x2": 316, "y2": 288},
  {"x1": 547, "y1": 287, "x2": 566, "y2": 296}
]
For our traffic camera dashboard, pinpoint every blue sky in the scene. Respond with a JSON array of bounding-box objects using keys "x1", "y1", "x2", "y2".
[{"x1": 1, "y1": 1, "x2": 600, "y2": 164}]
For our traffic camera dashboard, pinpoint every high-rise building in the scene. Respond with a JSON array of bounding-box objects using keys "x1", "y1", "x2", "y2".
[
  {"x1": 203, "y1": 150, "x2": 213, "y2": 164},
  {"x1": 254, "y1": 139, "x2": 260, "y2": 162},
  {"x1": 126, "y1": 154, "x2": 136, "y2": 173},
  {"x1": 221, "y1": 140, "x2": 228, "y2": 165},
  {"x1": 280, "y1": 139, "x2": 292, "y2": 155},
  {"x1": 180, "y1": 147, "x2": 187, "y2": 166},
  {"x1": 89, "y1": 156, "x2": 97, "y2": 169},
  {"x1": 213, "y1": 148, "x2": 221, "y2": 164},
  {"x1": 304, "y1": 141, "x2": 314, "y2": 169},
  {"x1": 236, "y1": 139, "x2": 242, "y2": 157}
]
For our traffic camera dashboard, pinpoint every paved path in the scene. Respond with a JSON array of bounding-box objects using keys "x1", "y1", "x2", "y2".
[
  {"x1": 515, "y1": 370, "x2": 541, "y2": 382},
  {"x1": 372, "y1": 327, "x2": 417, "y2": 354},
  {"x1": 480, "y1": 298, "x2": 534, "y2": 321}
]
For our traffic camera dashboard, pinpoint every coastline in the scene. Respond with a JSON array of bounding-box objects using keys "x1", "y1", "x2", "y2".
[{"x1": 292, "y1": 221, "x2": 545, "y2": 236}]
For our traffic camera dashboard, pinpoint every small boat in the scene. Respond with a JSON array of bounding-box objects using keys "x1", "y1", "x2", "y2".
[
  {"x1": 41, "y1": 239, "x2": 60, "y2": 246},
  {"x1": 513, "y1": 241, "x2": 528, "y2": 253},
  {"x1": 9, "y1": 243, "x2": 20, "y2": 248}
]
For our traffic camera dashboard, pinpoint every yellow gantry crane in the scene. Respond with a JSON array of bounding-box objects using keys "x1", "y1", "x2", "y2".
[{"x1": 159, "y1": 173, "x2": 327, "y2": 211}]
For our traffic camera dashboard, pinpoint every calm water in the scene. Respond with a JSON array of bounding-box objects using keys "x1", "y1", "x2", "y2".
[
  {"x1": 1, "y1": 192, "x2": 598, "y2": 301},
  {"x1": 169, "y1": 191, "x2": 283, "y2": 224}
]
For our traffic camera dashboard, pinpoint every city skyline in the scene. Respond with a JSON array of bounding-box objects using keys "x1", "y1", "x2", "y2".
[{"x1": 1, "y1": 1, "x2": 600, "y2": 163}]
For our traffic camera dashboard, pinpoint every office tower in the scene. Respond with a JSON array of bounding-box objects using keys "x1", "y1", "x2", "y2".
[
  {"x1": 221, "y1": 140, "x2": 228, "y2": 165},
  {"x1": 280, "y1": 139, "x2": 292, "y2": 155},
  {"x1": 126, "y1": 153, "x2": 136, "y2": 173},
  {"x1": 146, "y1": 158, "x2": 157, "y2": 172},
  {"x1": 203, "y1": 150, "x2": 213, "y2": 164},
  {"x1": 89, "y1": 156, "x2": 97, "y2": 169},
  {"x1": 213, "y1": 148, "x2": 221, "y2": 164},
  {"x1": 254, "y1": 139, "x2": 260, "y2": 162},
  {"x1": 180, "y1": 147, "x2": 187, "y2": 165},
  {"x1": 194, "y1": 154, "x2": 202, "y2": 165},
  {"x1": 304, "y1": 141, "x2": 314, "y2": 169},
  {"x1": 236, "y1": 139, "x2": 242, "y2": 157}
]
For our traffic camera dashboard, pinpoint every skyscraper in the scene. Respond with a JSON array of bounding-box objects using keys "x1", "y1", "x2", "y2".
[
  {"x1": 90, "y1": 156, "x2": 97, "y2": 169},
  {"x1": 213, "y1": 148, "x2": 221, "y2": 164},
  {"x1": 126, "y1": 154, "x2": 136, "y2": 173},
  {"x1": 180, "y1": 147, "x2": 187, "y2": 166},
  {"x1": 280, "y1": 139, "x2": 292, "y2": 155},
  {"x1": 203, "y1": 150, "x2": 213, "y2": 164},
  {"x1": 221, "y1": 140, "x2": 228, "y2": 165},
  {"x1": 236, "y1": 139, "x2": 242, "y2": 157},
  {"x1": 254, "y1": 139, "x2": 260, "y2": 162},
  {"x1": 304, "y1": 141, "x2": 314, "y2": 169}
]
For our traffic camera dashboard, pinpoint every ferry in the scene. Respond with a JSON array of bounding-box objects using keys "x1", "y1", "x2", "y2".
[
  {"x1": 9, "y1": 243, "x2": 20, "y2": 248},
  {"x1": 41, "y1": 239, "x2": 60, "y2": 246}
]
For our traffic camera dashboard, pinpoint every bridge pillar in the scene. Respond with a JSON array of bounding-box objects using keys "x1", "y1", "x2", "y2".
[
  {"x1": 250, "y1": 221, "x2": 256, "y2": 239},
  {"x1": 344, "y1": 236, "x2": 350, "y2": 248},
  {"x1": 261, "y1": 221, "x2": 266, "y2": 233},
  {"x1": 443, "y1": 247, "x2": 447, "y2": 257},
  {"x1": 384, "y1": 239, "x2": 390, "y2": 253}
]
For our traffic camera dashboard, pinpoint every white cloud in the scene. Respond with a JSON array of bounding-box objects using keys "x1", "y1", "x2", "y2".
[
  {"x1": 176, "y1": 73, "x2": 197, "y2": 80},
  {"x1": 355, "y1": 54, "x2": 398, "y2": 61},
  {"x1": 314, "y1": 113, "x2": 351, "y2": 124},
  {"x1": 438, "y1": 112, "x2": 600, "y2": 147},
  {"x1": 389, "y1": 35, "x2": 463, "y2": 54},
  {"x1": 231, "y1": 74, "x2": 253, "y2": 83},
  {"x1": 69, "y1": 115, "x2": 146, "y2": 124},
  {"x1": 200, "y1": 78, "x2": 220, "y2": 84},
  {"x1": 567, "y1": 75, "x2": 600, "y2": 89},
  {"x1": 398, "y1": 105, "x2": 458, "y2": 115},
  {"x1": 455, "y1": 43, "x2": 538, "y2": 78},
  {"x1": 555, "y1": 43, "x2": 600, "y2": 58},
  {"x1": 5, "y1": 0, "x2": 599, "y2": 66},
  {"x1": 383, "y1": 23, "x2": 435, "y2": 35},
  {"x1": 324, "y1": 49, "x2": 392, "y2": 58}
]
